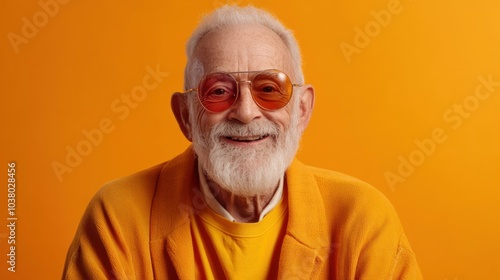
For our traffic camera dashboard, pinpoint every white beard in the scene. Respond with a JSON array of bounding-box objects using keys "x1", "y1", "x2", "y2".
[{"x1": 190, "y1": 98, "x2": 302, "y2": 197}]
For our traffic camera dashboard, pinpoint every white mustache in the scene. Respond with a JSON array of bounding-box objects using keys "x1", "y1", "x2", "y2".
[{"x1": 210, "y1": 121, "x2": 280, "y2": 139}]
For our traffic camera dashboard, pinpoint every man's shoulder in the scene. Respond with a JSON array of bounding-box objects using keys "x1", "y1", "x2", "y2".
[
  {"x1": 301, "y1": 163, "x2": 399, "y2": 224},
  {"x1": 94, "y1": 147, "x2": 196, "y2": 204},
  {"x1": 87, "y1": 147, "x2": 196, "y2": 215},
  {"x1": 306, "y1": 165, "x2": 370, "y2": 188},
  {"x1": 80, "y1": 163, "x2": 167, "y2": 226},
  {"x1": 95, "y1": 162, "x2": 165, "y2": 202},
  {"x1": 305, "y1": 164, "x2": 382, "y2": 198}
]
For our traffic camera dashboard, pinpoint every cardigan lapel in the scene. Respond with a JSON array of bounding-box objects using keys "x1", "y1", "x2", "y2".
[
  {"x1": 278, "y1": 159, "x2": 329, "y2": 279},
  {"x1": 149, "y1": 147, "x2": 198, "y2": 280}
]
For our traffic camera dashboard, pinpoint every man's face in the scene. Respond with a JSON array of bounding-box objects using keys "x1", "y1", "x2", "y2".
[
  {"x1": 192, "y1": 24, "x2": 297, "y2": 139},
  {"x1": 187, "y1": 24, "x2": 304, "y2": 196}
]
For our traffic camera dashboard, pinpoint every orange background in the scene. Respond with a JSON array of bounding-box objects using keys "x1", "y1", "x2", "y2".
[{"x1": 1, "y1": 0, "x2": 499, "y2": 279}]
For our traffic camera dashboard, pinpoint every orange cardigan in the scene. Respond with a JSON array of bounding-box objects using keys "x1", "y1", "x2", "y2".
[{"x1": 63, "y1": 147, "x2": 422, "y2": 279}]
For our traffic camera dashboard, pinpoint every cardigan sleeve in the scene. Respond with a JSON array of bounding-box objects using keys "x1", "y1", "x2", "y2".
[
  {"x1": 62, "y1": 175, "x2": 157, "y2": 280},
  {"x1": 62, "y1": 191, "x2": 138, "y2": 280},
  {"x1": 62, "y1": 165, "x2": 162, "y2": 279},
  {"x1": 322, "y1": 173, "x2": 423, "y2": 280},
  {"x1": 390, "y1": 234, "x2": 423, "y2": 280},
  {"x1": 347, "y1": 189, "x2": 423, "y2": 280}
]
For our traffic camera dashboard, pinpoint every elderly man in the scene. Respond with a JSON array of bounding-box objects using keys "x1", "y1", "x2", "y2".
[{"x1": 63, "y1": 5, "x2": 422, "y2": 279}]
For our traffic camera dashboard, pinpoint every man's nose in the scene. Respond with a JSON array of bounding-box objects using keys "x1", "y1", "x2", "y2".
[{"x1": 226, "y1": 82, "x2": 263, "y2": 123}]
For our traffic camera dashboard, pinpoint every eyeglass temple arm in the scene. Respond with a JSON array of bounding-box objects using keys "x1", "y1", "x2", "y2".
[{"x1": 179, "y1": 88, "x2": 197, "y2": 94}]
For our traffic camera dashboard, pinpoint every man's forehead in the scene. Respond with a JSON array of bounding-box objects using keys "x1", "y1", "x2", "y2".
[
  {"x1": 201, "y1": 54, "x2": 288, "y2": 73},
  {"x1": 193, "y1": 24, "x2": 293, "y2": 74}
]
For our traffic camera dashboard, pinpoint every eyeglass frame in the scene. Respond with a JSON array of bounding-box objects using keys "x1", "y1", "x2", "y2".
[{"x1": 180, "y1": 69, "x2": 302, "y2": 113}]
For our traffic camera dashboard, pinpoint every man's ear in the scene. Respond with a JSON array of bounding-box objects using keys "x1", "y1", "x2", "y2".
[
  {"x1": 171, "y1": 92, "x2": 193, "y2": 141},
  {"x1": 297, "y1": 85, "x2": 315, "y2": 133}
]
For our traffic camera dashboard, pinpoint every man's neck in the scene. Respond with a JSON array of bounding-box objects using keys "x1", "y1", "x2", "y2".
[{"x1": 206, "y1": 180, "x2": 278, "y2": 223}]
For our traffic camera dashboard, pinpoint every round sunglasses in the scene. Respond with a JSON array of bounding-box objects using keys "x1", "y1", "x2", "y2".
[{"x1": 182, "y1": 69, "x2": 301, "y2": 113}]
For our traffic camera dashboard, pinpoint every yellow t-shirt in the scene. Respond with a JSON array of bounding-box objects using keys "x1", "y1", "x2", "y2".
[{"x1": 191, "y1": 196, "x2": 288, "y2": 280}]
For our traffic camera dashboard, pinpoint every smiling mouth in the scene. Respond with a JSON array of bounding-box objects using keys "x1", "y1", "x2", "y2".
[{"x1": 225, "y1": 134, "x2": 270, "y2": 142}]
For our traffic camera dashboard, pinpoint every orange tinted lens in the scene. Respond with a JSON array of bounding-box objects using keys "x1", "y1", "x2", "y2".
[
  {"x1": 251, "y1": 70, "x2": 293, "y2": 110},
  {"x1": 199, "y1": 73, "x2": 237, "y2": 112}
]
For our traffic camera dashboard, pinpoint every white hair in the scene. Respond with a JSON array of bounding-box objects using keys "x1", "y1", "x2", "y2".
[{"x1": 184, "y1": 5, "x2": 304, "y2": 90}]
